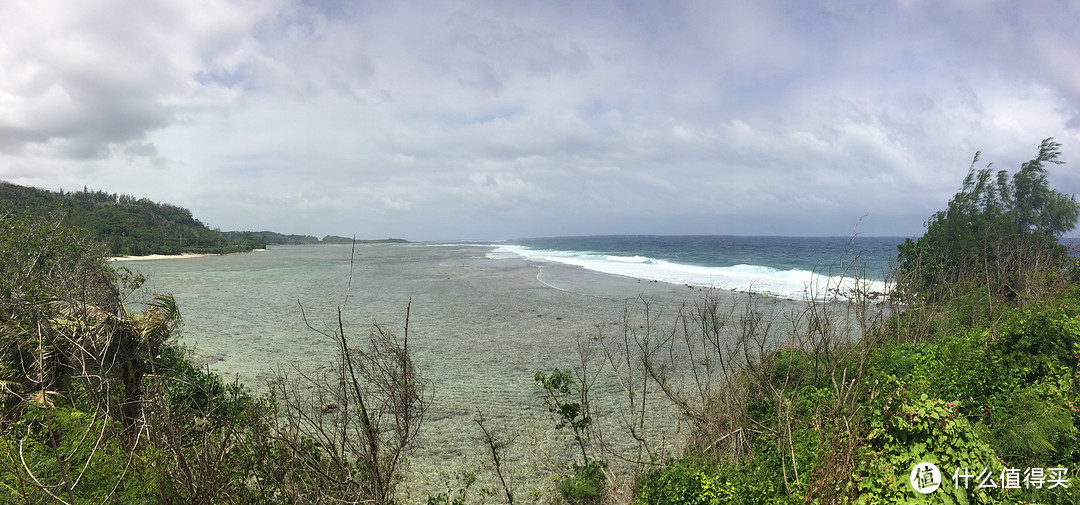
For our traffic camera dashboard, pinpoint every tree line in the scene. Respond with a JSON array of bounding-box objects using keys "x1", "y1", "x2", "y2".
[{"x1": 0, "y1": 182, "x2": 264, "y2": 256}]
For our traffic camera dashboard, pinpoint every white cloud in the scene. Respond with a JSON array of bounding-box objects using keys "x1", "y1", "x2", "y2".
[{"x1": 2, "y1": 0, "x2": 1079, "y2": 239}]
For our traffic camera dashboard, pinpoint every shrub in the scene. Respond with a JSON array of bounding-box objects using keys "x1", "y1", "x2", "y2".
[
  {"x1": 993, "y1": 295, "x2": 1080, "y2": 384},
  {"x1": 558, "y1": 461, "x2": 607, "y2": 505},
  {"x1": 0, "y1": 406, "x2": 157, "y2": 504},
  {"x1": 873, "y1": 330, "x2": 1013, "y2": 421},
  {"x1": 142, "y1": 343, "x2": 276, "y2": 504},
  {"x1": 855, "y1": 391, "x2": 1002, "y2": 504},
  {"x1": 633, "y1": 455, "x2": 801, "y2": 505}
]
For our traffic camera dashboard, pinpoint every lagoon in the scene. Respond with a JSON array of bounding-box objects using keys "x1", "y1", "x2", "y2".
[{"x1": 124, "y1": 240, "x2": 881, "y2": 497}]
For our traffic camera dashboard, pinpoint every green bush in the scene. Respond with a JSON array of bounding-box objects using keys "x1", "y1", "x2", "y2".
[
  {"x1": 558, "y1": 461, "x2": 607, "y2": 504},
  {"x1": 994, "y1": 295, "x2": 1080, "y2": 384},
  {"x1": 979, "y1": 385, "x2": 1075, "y2": 469},
  {"x1": 151, "y1": 343, "x2": 271, "y2": 429},
  {"x1": 862, "y1": 293, "x2": 1080, "y2": 503},
  {"x1": 634, "y1": 458, "x2": 733, "y2": 505},
  {"x1": 874, "y1": 330, "x2": 1013, "y2": 421},
  {"x1": 856, "y1": 390, "x2": 1002, "y2": 504},
  {"x1": 634, "y1": 455, "x2": 801, "y2": 505},
  {"x1": 982, "y1": 295, "x2": 1080, "y2": 467},
  {"x1": 142, "y1": 343, "x2": 276, "y2": 504},
  {"x1": 0, "y1": 406, "x2": 157, "y2": 504}
]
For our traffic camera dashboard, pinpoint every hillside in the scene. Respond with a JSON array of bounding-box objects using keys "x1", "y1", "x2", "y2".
[
  {"x1": 220, "y1": 232, "x2": 409, "y2": 246},
  {"x1": 321, "y1": 235, "x2": 408, "y2": 245},
  {"x1": 222, "y1": 230, "x2": 320, "y2": 245},
  {"x1": 1, "y1": 182, "x2": 410, "y2": 256},
  {"x1": 0, "y1": 182, "x2": 263, "y2": 256}
]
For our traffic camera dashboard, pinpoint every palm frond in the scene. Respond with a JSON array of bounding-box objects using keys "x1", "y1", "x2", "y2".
[
  {"x1": 133, "y1": 293, "x2": 181, "y2": 344},
  {"x1": 0, "y1": 379, "x2": 21, "y2": 398},
  {"x1": 26, "y1": 389, "x2": 62, "y2": 407}
]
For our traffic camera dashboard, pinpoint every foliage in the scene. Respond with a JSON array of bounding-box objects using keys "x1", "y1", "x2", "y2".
[
  {"x1": 0, "y1": 211, "x2": 181, "y2": 435},
  {"x1": 536, "y1": 364, "x2": 612, "y2": 504},
  {"x1": 633, "y1": 456, "x2": 801, "y2": 505},
  {"x1": 0, "y1": 406, "x2": 156, "y2": 504},
  {"x1": 223, "y1": 230, "x2": 319, "y2": 245},
  {"x1": 854, "y1": 296, "x2": 1080, "y2": 504},
  {"x1": 557, "y1": 461, "x2": 607, "y2": 505},
  {"x1": 897, "y1": 138, "x2": 1078, "y2": 306},
  {"x1": 142, "y1": 342, "x2": 277, "y2": 505},
  {"x1": 0, "y1": 211, "x2": 196, "y2": 502},
  {"x1": 852, "y1": 390, "x2": 998, "y2": 504},
  {"x1": 2, "y1": 214, "x2": 428, "y2": 504},
  {"x1": 994, "y1": 292, "x2": 1080, "y2": 384},
  {"x1": 0, "y1": 182, "x2": 261, "y2": 256},
  {"x1": 985, "y1": 296, "x2": 1080, "y2": 468},
  {"x1": 536, "y1": 368, "x2": 594, "y2": 464},
  {"x1": 0, "y1": 211, "x2": 114, "y2": 399},
  {"x1": 873, "y1": 330, "x2": 1011, "y2": 421},
  {"x1": 321, "y1": 235, "x2": 408, "y2": 245},
  {"x1": 0, "y1": 211, "x2": 276, "y2": 504}
]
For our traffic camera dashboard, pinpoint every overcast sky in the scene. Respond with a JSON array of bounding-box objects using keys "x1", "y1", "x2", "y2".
[{"x1": 3, "y1": 1, "x2": 1080, "y2": 240}]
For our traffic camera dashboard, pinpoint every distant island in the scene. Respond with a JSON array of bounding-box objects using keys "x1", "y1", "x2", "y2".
[{"x1": 0, "y1": 182, "x2": 407, "y2": 256}]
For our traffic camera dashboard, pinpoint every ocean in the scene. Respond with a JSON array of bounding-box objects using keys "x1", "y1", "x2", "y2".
[
  {"x1": 492, "y1": 235, "x2": 901, "y2": 299},
  {"x1": 121, "y1": 235, "x2": 903, "y2": 497}
]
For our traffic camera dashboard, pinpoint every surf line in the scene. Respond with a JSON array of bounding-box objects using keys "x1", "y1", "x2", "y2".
[{"x1": 533, "y1": 266, "x2": 615, "y2": 300}]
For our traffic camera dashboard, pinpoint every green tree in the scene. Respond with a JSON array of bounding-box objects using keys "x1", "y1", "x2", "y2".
[
  {"x1": 0, "y1": 211, "x2": 117, "y2": 400},
  {"x1": 0, "y1": 211, "x2": 188, "y2": 502},
  {"x1": 897, "y1": 138, "x2": 1079, "y2": 306},
  {"x1": 0, "y1": 182, "x2": 258, "y2": 256},
  {"x1": 0, "y1": 211, "x2": 181, "y2": 434}
]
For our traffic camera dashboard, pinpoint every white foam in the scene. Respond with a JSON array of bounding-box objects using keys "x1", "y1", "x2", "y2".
[
  {"x1": 605, "y1": 255, "x2": 652, "y2": 263},
  {"x1": 487, "y1": 245, "x2": 887, "y2": 300}
]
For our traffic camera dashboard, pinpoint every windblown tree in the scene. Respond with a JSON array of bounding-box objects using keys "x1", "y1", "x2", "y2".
[
  {"x1": 897, "y1": 138, "x2": 1080, "y2": 307},
  {"x1": 1, "y1": 211, "x2": 184, "y2": 502},
  {"x1": 1, "y1": 211, "x2": 180, "y2": 432},
  {"x1": 1, "y1": 211, "x2": 117, "y2": 405}
]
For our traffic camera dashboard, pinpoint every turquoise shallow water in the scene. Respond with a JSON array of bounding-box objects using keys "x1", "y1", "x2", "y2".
[{"x1": 121, "y1": 242, "x2": 831, "y2": 497}]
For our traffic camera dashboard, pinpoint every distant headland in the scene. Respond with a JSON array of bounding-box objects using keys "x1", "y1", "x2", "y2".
[
  {"x1": 226, "y1": 230, "x2": 407, "y2": 246},
  {"x1": 0, "y1": 181, "x2": 407, "y2": 257}
]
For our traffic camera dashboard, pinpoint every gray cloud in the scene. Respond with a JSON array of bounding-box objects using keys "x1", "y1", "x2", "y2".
[{"x1": 2, "y1": 0, "x2": 1079, "y2": 240}]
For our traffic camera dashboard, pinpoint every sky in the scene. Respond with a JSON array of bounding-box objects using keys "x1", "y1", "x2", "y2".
[{"x1": 2, "y1": 1, "x2": 1080, "y2": 241}]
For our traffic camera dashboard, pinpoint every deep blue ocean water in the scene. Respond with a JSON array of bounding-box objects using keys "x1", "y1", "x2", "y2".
[{"x1": 488, "y1": 235, "x2": 906, "y2": 299}]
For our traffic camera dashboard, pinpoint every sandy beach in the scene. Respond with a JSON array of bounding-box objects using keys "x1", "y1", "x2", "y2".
[{"x1": 109, "y1": 249, "x2": 267, "y2": 261}]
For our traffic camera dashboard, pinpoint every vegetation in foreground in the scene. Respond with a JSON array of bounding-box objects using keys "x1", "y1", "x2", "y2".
[
  {"x1": 625, "y1": 138, "x2": 1080, "y2": 505},
  {"x1": 2, "y1": 138, "x2": 1080, "y2": 504}
]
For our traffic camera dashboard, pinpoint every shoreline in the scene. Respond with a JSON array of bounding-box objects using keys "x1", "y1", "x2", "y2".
[
  {"x1": 124, "y1": 242, "x2": 832, "y2": 496},
  {"x1": 109, "y1": 248, "x2": 267, "y2": 262}
]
